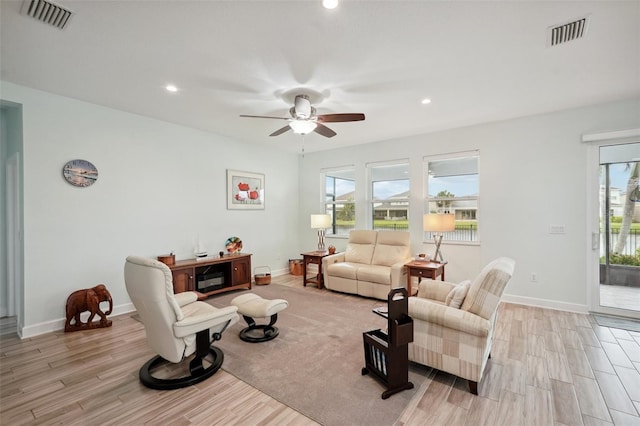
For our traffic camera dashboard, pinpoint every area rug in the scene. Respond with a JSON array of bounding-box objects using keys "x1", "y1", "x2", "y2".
[
  {"x1": 592, "y1": 314, "x2": 640, "y2": 333},
  {"x1": 207, "y1": 284, "x2": 432, "y2": 426}
]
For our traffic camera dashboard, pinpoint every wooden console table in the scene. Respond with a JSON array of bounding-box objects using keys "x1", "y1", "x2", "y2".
[{"x1": 168, "y1": 253, "x2": 252, "y2": 298}]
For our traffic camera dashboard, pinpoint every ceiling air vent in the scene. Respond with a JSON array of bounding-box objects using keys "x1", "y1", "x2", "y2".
[
  {"x1": 21, "y1": 0, "x2": 73, "y2": 30},
  {"x1": 547, "y1": 15, "x2": 589, "y2": 47}
]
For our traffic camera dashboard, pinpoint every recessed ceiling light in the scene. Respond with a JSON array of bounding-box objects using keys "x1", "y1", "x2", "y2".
[
  {"x1": 165, "y1": 84, "x2": 178, "y2": 93},
  {"x1": 421, "y1": 98, "x2": 432, "y2": 105},
  {"x1": 323, "y1": 0, "x2": 338, "y2": 9}
]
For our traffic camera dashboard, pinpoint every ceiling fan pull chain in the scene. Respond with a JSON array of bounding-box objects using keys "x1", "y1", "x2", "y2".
[{"x1": 301, "y1": 135, "x2": 305, "y2": 157}]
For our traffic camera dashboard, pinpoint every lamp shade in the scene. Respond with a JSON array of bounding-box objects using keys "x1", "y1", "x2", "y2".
[
  {"x1": 310, "y1": 214, "x2": 332, "y2": 229},
  {"x1": 423, "y1": 214, "x2": 455, "y2": 232}
]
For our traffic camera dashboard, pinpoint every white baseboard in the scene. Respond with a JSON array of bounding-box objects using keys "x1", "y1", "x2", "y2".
[
  {"x1": 20, "y1": 303, "x2": 136, "y2": 339},
  {"x1": 20, "y1": 290, "x2": 589, "y2": 337},
  {"x1": 502, "y1": 293, "x2": 589, "y2": 314},
  {"x1": 271, "y1": 267, "x2": 290, "y2": 277}
]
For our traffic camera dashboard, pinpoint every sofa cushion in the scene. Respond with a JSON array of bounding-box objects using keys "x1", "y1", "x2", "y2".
[
  {"x1": 445, "y1": 280, "x2": 471, "y2": 309},
  {"x1": 326, "y1": 262, "x2": 359, "y2": 280},
  {"x1": 357, "y1": 264, "x2": 392, "y2": 285},
  {"x1": 344, "y1": 230, "x2": 377, "y2": 264},
  {"x1": 371, "y1": 231, "x2": 411, "y2": 266}
]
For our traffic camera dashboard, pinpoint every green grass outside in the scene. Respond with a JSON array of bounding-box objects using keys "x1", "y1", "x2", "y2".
[
  {"x1": 336, "y1": 218, "x2": 638, "y2": 231},
  {"x1": 607, "y1": 223, "x2": 640, "y2": 231}
]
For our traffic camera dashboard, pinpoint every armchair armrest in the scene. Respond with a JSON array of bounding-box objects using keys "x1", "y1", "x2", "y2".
[
  {"x1": 174, "y1": 291, "x2": 198, "y2": 307},
  {"x1": 174, "y1": 305, "x2": 239, "y2": 338},
  {"x1": 408, "y1": 297, "x2": 489, "y2": 337},
  {"x1": 417, "y1": 280, "x2": 457, "y2": 303}
]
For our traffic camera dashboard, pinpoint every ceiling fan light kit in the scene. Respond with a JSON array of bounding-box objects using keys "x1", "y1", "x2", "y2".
[
  {"x1": 289, "y1": 120, "x2": 317, "y2": 135},
  {"x1": 240, "y1": 94, "x2": 365, "y2": 139},
  {"x1": 323, "y1": 0, "x2": 339, "y2": 10}
]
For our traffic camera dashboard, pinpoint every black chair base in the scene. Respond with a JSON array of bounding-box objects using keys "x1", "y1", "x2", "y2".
[
  {"x1": 139, "y1": 329, "x2": 225, "y2": 390},
  {"x1": 239, "y1": 325, "x2": 280, "y2": 342},
  {"x1": 139, "y1": 346, "x2": 223, "y2": 390},
  {"x1": 239, "y1": 314, "x2": 279, "y2": 343}
]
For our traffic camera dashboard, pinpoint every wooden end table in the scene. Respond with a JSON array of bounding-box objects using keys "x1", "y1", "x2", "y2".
[
  {"x1": 405, "y1": 261, "x2": 447, "y2": 295},
  {"x1": 301, "y1": 250, "x2": 330, "y2": 289}
]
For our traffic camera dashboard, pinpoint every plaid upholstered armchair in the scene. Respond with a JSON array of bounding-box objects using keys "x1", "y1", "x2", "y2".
[{"x1": 407, "y1": 257, "x2": 515, "y2": 394}]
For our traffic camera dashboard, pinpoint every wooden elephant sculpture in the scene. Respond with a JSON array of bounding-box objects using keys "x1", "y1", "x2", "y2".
[{"x1": 65, "y1": 284, "x2": 113, "y2": 332}]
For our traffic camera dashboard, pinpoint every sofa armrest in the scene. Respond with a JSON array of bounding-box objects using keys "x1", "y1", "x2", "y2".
[
  {"x1": 322, "y1": 252, "x2": 346, "y2": 268},
  {"x1": 416, "y1": 280, "x2": 457, "y2": 303},
  {"x1": 389, "y1": 257, "x2": 414, "y2": 287},
  {"x1": 408, "y1": 297, "x2": 490, "y2": 337}
]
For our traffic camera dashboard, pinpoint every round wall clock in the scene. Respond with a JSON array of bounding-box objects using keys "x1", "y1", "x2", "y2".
[{"x1": 62, "y1": 159, "x2": 98, "y2": 187}]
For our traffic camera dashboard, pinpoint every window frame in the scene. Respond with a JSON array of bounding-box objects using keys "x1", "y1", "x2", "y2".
[
  {"x1": 322, "y1": 166, "x2": 356, "y2": 237},
  {"x1": 366, "y1": 159, "x2": 410, "y2": 232},
  {"x1": 423, "y1": 150, "x2": 480, "y2": 245}
]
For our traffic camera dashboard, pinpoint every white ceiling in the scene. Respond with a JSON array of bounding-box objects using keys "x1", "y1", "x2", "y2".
[{"x1": 1, "y1": 0, "x2": 639, "y2": 153}]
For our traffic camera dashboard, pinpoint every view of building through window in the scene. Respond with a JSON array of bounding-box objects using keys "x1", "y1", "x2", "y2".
[
  {"x1": 324, "y1": 168, "x2": 355, "y2": 235},
  {"x1": 425, "y1": 153, "x2": 479, "y2": 242},
  {"x1": 369, "y1": 161, "x2": 410, "y2": 231},
  {"x1": 600, "y1": 160, "x2": 640, "y2": 265},
  {"x1": 321, "y1": 154, "x2": 480, "y2": 241}
]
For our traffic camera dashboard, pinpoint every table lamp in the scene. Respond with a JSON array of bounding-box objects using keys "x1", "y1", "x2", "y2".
[
  {"x1": 423, "y1": 214, "x2": 455, "y2": 262},
  {"x1": 310, "y1": 214, "x2": 332, "y2": 251}
]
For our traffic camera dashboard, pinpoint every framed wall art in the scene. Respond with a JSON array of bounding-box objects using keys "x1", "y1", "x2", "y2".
[{"x1": 227, "y1": 169, "x2": 265, "y2": 210}]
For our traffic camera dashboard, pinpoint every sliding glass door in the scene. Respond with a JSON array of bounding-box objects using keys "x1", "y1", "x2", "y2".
[{"x1": 598, "y1": 143, "x2": 640, "y2": 315}]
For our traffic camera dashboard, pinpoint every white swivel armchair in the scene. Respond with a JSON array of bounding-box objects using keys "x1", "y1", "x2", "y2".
[
  {"x1": 124, "y1": 256, "x2": 239, "y2": 390},
  {"x1": 408, "y1": 257, "x2": 515, "y2": 394}
]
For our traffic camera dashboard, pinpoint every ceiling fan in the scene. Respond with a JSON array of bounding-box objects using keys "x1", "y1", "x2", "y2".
[{"x1": 240, "y1": 94, "x2": 365, "y2": 138}]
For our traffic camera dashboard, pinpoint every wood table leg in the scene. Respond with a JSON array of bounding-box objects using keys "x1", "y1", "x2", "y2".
[
  {"x1": 316, "y1": 261, "x2": 323, "y2": 289},
  {"x1": 302, "y1": 257, "x2": 308, "y2": 286}
]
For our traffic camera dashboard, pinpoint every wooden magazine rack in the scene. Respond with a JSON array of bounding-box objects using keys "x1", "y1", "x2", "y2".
[{"x1": 361, "y1": 287, "x2": 414, "y2": 399}]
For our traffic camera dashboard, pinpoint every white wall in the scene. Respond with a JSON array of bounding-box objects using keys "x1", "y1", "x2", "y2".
[
  {"x1": 1, "y1": 82, "x2": 300, "y2": 337},
  {"x1": 298, "y1": 98, "x2": 640, "y2": 312},
  {"x1": 4, "y1": 77, "x2": 639, "y2": 335}
]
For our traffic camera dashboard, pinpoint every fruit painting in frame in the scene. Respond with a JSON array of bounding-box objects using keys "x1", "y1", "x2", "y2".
[{"x1": 227, "y1": 169, "x2": 265, "y2": 210}]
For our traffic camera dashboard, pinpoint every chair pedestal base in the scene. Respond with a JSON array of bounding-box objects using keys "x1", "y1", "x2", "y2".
[
  {"x1": 139, "y1": 329, "x2": 224, "y2": 390},
  {"x1": 239, "y1": 314, "x2": 279, "y2": 343}
]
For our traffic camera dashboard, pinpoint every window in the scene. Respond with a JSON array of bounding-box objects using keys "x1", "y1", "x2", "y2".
[
  {"x1": 424, "y1": 152, "x2": 479, "y2": 242},
  {"x1": 368, "y1": 161, "x2": 410, "y2": 231},
  {"x1": 324, "y1": 168, "x2": 355, "y2": 236}
]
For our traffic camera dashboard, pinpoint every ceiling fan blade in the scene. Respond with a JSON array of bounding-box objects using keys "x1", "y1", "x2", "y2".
[
  {"x1": 240, "y1": 114, "x2": 290, "y2": 120},
  {"x1": 314, "y1": 123, "x2": 337, "y2": 138},
  {"x1": 270, "y1": 125, "x2": 291, "y2": 137},
  {"x1": 316, "y1": 113, "x2": 365, "y2": 123}
]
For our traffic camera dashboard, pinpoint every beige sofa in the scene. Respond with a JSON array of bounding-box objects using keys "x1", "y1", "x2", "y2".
[{"x1": 322, "y1": 230, "x2": 413, "y2": 300}]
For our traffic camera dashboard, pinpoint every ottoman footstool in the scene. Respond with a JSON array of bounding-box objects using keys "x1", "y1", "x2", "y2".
[{"x1": 230, "y1": 293, "x2": 289, "y2": 343}]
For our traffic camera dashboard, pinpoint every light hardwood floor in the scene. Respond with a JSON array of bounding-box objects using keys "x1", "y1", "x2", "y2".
[{"x1": 2, "y1": 275, "x2": 640, "y2": 425}]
